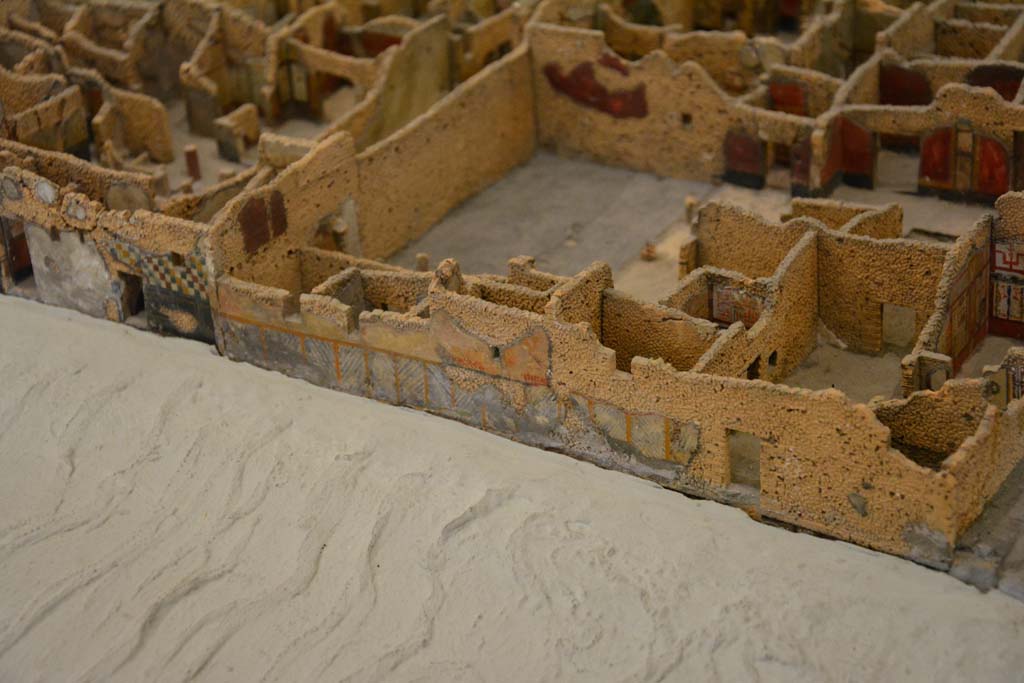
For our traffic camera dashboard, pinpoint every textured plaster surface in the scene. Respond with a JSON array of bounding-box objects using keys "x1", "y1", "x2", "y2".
[
  {"x1": 1, "y1": 295, "x2": 1023, "y2": 682},
  {"x1": 22, "y1": 222, "x2": 117, "y2": 318}
]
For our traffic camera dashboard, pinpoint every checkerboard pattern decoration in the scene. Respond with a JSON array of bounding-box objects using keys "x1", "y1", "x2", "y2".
[{"x1": 108, "y1": 240, "x2": 209, "y2": 302}]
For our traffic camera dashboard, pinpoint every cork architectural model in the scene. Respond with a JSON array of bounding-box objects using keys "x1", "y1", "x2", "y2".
[{"x1": 3, "y1": 0, "x2": 1024, "y2": 590}]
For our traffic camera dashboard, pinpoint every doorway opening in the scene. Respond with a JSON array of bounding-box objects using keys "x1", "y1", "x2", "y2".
[
  {"x1": 876, "y1": 148, "x2": 920, "y2": 193},
  {"x1": 746, "y1": 356, "x2": 761, "y2": 380},
  {"x1": 727, "y1": 428, "x2": 762, "y2": 497},
  {"x1": 882, "y1": 303, "x2": 916, "y2": 350},
  {"x1": 120, "y1": 272, "x2": 146, "y2": 329},
  {"x1": 1, "y1": 216, "x2": 36, "y2": 296},
  {"x1": 766, "y1": 143, "x2": 792, "y2": 190}
]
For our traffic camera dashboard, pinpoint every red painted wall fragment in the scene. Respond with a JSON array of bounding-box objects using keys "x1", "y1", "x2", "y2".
[
  {"x1": 976, "y1": 136, "x2": 1009, "y2": 197},
  {"x1": 879, "y1": 64, "x2": 932, "y2": 106},
  {"x1": 597, "y1": 53, "x2": 630, "y2": 76},
  {"x1": 790, "y1": 138, "x2": 812, "y2": 186},
  {"x1": 724, "y1": 130, "x2": 764, "y2": 176},
  {"x1": 967, "y1": 64, "x2": 1024, "y2": 102},
  {"x1": 361, "y1": 32, "x2": 402, "y2": 57},
  {"x1": 544, "y1": 62, "x2": 648, "y2": 118},
  {"x1": 920, "y1": 128, "x2": 953, "y2": 186},
  {"x1": 336, "y1": 31, "x2": 402, "y2": 57},
  {"x1": 240, "y1": 196, "x2": 270, "y2": 255},
  {"x1": 779, "y1": 0, "x2": 800, "y2": 18},
  {"x1": 10, "y1": 233, "x2": 31, "y2": 276},
  {"x1": 840, "y1": 117, "x2": 874, "y2": 178},
  {"x1": 269, "y1": 190, "x2": 288, "y2": 237},
  {"x1": 769, "y1": 80, "x2": 807, "y2": 116},
  {"x1": 821, "y1": 120, "x2": 844, "y2": 187}
]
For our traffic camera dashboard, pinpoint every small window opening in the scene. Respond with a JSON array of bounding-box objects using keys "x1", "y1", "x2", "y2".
[
  {"x1": 681, "y1": 112, "x2": 693, "y2": 129},
  {"x1": 491, "y1": 345, "x2": 501, "y2": 359},
  {"x1": 778, "y1": 14, "x2": 799, "y2": 32},
  {"x1": 483, "y1": 41, "x2": 513, "y2": 65},
  {"x1": 768, "y1": 350, "x2": 778, "y2": 367},
  {"x1": 727, "y1": 428, "x2": 762, "y2": 495}
]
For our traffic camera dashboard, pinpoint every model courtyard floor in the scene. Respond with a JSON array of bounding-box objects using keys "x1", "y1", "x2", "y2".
[{"x1": 388, "y1": 152, "x2": 993, "y2": 290}]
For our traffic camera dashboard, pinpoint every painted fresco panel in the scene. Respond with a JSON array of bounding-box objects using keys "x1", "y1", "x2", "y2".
[
  {"x1": 221, "y1": 317, "x2": 265, "y2": 366},
  {"x1": 966, "y1": 64, "x2": 1024, "y2": 102},
  {"x1": 841, "y1": 117, "x2": 875, "y2": 187},
  {"x1": 396, "y1": 357, "x2": 427, "y2": 408},
  {"x1": 300, "y1": 337, "x2": 341, "y2": 390},
  {"x1": 711, "y1": 284, "x2": 763, "y2": 327},
  {"x1": 994, "y1": 241, "x2": 1024, "y2": 277},
  {"x1": 790, "y1": 137, "x2": 812, "y2": 190},
  {"x1": 993, "y1": 281, "x2": 1024, "y2": 321},
  {"x1": 821, "y1": 120, "x2": 843, "y2": 189},
  {"x1": 724, "y1": 130, "x2": 765, "y2": 189},
  {"x1": 991, "y1": 241, "x2": 1024, "y2": 338},
  {"x1": 631, "y1": 412, "x2": 666, "y2": 461},
  {"x1": 879, "y1": 64, "x2": 931, "y2": 106},
  {"x1": 145, "y1": 285, "x2": 216, "y2": 342},
  {"x1": 920, "y1": 128, "x2": 954, "y2": 190},
  {"x1": 948, "y1": 247, "x2": 990, "y2": 371},
  {"x1": 338, "y1": 345, "x2": 367, "y2": 395},
  {"x1": 262, "y1": 328, "x2": 306, "y2": 375},
  {"x1": 426, "y1": 363, "x2": 454, "y2": 413},
  {"x1": 995, "y1": 240, "x2": 1024, "y2": 339},
  {"x1": 543, "y1": 62, "x2": 648, "y2": 119},
  {"x1": 1010, "y1": 361, "x2": 1024, "y2": 400},
  {"x1": 768, "y1": 80, "x2": 807, "y2": 116},
  {"x1": 974, "y1": 135, "x2": 1010, "y2": 198},
  {"x1": 432, "y1": 310, "x2": 550, "y2": 386},
  {"x1": 368, "y1": 350, "x2": 398, "y2": 403},
  {"x1": 516, "y1": 386, "x2": 561, "y2": 447}
]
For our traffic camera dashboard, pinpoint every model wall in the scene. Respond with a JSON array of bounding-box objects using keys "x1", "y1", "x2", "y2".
[
  {"x1": 210, "y1": 130, "x2": 361, "y2": 290},
  {"x1": 354, "y1": 44, "x2": 536, "y2": 259},
  {"x1": 600, "y1": 289, "x2": 719, "y2": 373},
  {"x1": 428, "y1": 283, "x2": 965, "y2": 566},
  {"x1": 817, "y1": 230, "x2": 947, "y2": 354},
  {"x1": 692, "y1": 232, "x2": 818, "y2": 380},
  {"x1": 694, "y1": 203, "x2": 808, "y2": 278}
]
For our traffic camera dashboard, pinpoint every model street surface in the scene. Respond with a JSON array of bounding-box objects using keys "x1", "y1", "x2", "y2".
[
  {"x1": 4, "y1": 0, "x2": 1024, "y2": 678},
  {"x1": 0, "y1": 297, "x2": 1022, "y2": 681}
]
